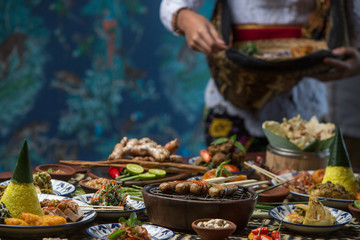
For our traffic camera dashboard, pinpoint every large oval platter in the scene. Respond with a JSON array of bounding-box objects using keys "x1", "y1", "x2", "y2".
[
  {"x1": 0, "y1": 194, "x2": 96, "y2": 238},
  {"x1": 73, "y1": 194, "x2": 145, "y2": 219},
  {"x1": 0, "y1": 179, "x2": 76, "y2": 196},
  {"x1": 86, "y1": 223, "x2": 174, "y2": 240},
  {"x1": 271, "y1": 171, "x2": 357, "y2": 210},
  {"x1": 269, "y1": 204, "x2": 352, "y2": 234},
  {"x1": 87, "y1": 166, "x2": 190, "y2": 186}
]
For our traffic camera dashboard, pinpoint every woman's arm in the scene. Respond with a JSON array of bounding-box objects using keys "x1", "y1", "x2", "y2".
[{"x1": 160, "y1": 0, "x2": 228, "y2": 56}]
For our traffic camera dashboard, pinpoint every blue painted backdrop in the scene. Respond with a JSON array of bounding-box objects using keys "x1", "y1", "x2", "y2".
[{"x1": 0, "y1": 0, "x2": 215, "y2": 171}]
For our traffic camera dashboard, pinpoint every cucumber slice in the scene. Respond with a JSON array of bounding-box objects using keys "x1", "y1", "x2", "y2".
[
  {"x1": 139, "y1": 173, "x2": 156, "y2": 181},
  {"x1": 148, "y1": 169, "x2": 166, "y2": 178},
  {"x1": 126, "y1": 164, "x2": 144, "y2": 175}
]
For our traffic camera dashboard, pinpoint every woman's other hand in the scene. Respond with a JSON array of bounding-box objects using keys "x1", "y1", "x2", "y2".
[
  {"x1": 313, "y1": 47, "x2": 360, "y2": 81},
  {"x1": 176, "y1": 9, "x2": 228, "y2": 56}
]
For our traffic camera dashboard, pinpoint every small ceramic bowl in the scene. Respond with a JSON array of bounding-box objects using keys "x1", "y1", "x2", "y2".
[
  {"x1": 78, "y1": 178, "x2": 112, "y2": 194},
  {"x1": 35, "y1": 164, "x2": 76, "y2": 181},
  {"x1": 254, "y1": 186, "x2": 290, "y2": 203},
  {"x1": 191, "y1": 218, "x2": 236, "y2": 240},
  {"x1": 348, "y1": 203, "x2": 360, "y2": 224}
]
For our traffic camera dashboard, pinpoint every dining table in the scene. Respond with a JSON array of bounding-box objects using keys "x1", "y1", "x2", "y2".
[{"x1": 0, "y1": 156, "x2": 360, "y2": 240}]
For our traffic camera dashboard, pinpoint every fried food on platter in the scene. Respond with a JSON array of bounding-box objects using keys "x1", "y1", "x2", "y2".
[
  {"x1": 5, "y1": 212, "x2": 67, "y2": 226},
  {"x1": 108, "y1": 137, "x2": 179, "y2": 162},
  {"x1": 284, "y1": 195, "x2": 336, "y2": 225}
]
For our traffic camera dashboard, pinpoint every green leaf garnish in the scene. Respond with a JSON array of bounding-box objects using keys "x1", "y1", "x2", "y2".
[{"x1": 211, "y1": 137, "x2": 228, "y2": 145}]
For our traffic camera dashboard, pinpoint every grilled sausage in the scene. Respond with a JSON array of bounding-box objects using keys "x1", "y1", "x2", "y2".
[
  {"x1": 159, "y1": 182, "x2": 178, "y2": 193},
  {"x1": 175, "y1": 182, "x2": 192, "y2": 194},
  {"x1": 208, "y1": 184, "x2": 238, "y2": 198},
  {"x1": 190, "y1": 182, "x2": 210, "y2": 196}
]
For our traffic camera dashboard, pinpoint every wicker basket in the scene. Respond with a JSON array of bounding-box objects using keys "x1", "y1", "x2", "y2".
[{"x1": 207, "y1": 0, "x2": 348, "y2": 110}]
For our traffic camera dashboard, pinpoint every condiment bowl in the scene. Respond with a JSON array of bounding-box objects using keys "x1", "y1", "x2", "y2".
[
  {"x1": 348, "y1": 203, "x2": 360, "y2": 224},
  {"x1": 254, "y1": 186, "x2": 290, "y2": 203},
  {"x1": 78, "y1": 178, "x2": 110, "y2": 194},
  {"x1": 191, "y1": 218, "x2": 236, "y2": 240},
  {"x1": 35, "y1": 164, "x2": 76, "y2": 181}
]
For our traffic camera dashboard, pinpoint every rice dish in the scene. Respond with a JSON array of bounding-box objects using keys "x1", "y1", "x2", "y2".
[
  {"x1": 1, "y1": 182, "x2": 43, "y2": 218},
  {"x1": 321, "y1": 166, "x2": 357, "y2": 196}
]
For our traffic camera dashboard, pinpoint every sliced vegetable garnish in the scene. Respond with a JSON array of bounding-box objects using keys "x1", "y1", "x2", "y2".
[
  {"x1": 355, "y1": 200, "x2": 360, "y2": 209},
  {"x1": 139, "y1": 173, "x2": 157, "y2": 180},
  {"x1": 148, "y1": 169, "x2": 166, "y2": 178},
  {"x1": 126, "y1": 164, "x2": 144, "y2": 175}
]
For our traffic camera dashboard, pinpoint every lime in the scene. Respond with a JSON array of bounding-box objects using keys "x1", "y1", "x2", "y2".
[
  {"x1": 354, "y1": 200, "x2": 360, "y2": 209},
  {"x1": 126, "y1": 164, "x2": 144, "y2": 175},
  {"x1": 139, "y1": 173, "x2": 157, "y2": 181},
  {"x1": 148, "y1": 169, "x2": 166, "y2": 178}
]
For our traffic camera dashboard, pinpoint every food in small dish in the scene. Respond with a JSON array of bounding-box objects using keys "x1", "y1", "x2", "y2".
[
  {"x1": 191, "y1": 218, "x2": 236, "y2": 240},
  {"x1": 348, "y1": 201, "x2": 360, "y2": 224},
  {"x1": 35, "y1": 164, "x2": 76, "y2": 181},
  {"x1": 82, "y1": 178, "x2": 110, "y2": 190}
]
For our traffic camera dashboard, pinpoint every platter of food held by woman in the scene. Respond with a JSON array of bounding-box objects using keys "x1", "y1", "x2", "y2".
[{"x1": 0, "y1": 140, "x2": 96, "y2": 238}]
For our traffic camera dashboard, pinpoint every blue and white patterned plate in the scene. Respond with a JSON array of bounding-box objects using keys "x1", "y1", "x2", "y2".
[
  {"x1": 0, "y1": 179, "x2": 76, "y2": 196},
  {"x1": 72, "y1": 194, "x2": 146, "y2": 219},
  {"x1": 0, "y1": 194, "x2": 96, "y2": 238},
  {"x1": 86, "y1": 223, "x2": 174, "y2": 240},
  {"x1": 268, "y1": 204, "x2": 352, "y2": 233},
  {"x1": 271, "y1": 171, "x2": 357, "y2": 210}
]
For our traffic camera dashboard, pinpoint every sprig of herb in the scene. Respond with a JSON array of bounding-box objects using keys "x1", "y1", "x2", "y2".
[{"x1": 211, "y1": 134, "x2": 246, "y2": 153}]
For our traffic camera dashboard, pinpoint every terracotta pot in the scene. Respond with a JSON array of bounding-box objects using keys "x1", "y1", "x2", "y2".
[
  {"x1": 35, "y1": 164, "x2": 76, "y2": 181},
  {"x1": 348, "y1": 203, "x2": 360, "y2": 224},
  {"x1": 192, "y1": 218, "x2": 236, "y2": 240},
  {"x1": 142, "y1": 184, "x2": 258, "y2": 232},
  {"x1": 253, "y1": 186, "x2": 290, "y2": 203}
]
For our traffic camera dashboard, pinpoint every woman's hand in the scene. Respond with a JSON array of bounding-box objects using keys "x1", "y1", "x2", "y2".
[
  {"x1": 313, "y1": 47, "x2": 360, "y2": 82},
  {"x1": 176, "y1": 9, "x2": 228, "y2": 56}
]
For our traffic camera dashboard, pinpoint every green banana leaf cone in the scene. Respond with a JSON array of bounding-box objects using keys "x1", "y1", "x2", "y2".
[
  {"x1": 11, "y1": 139, "x2": 34, "y2": 183},
  {"x1": 327, "y1": 127, "x2": 351, "y2": 167}
]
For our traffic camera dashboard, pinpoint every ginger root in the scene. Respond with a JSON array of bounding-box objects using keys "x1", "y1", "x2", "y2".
[{"x1": 108, "y1": 137, "x2": 173, "y2": 162}]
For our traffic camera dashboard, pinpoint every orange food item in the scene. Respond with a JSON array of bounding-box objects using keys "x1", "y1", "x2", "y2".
[
  {"x1": 312, "y1": 169, "x2": 325, "y2": 185},
  {"x1": 223, "y1": 164, "x2": 240, "y2": 173},
  {"x1": 228, "y1": 175, "x2": 247, "y2": 182},
  {"x1": 202, "y1": 169, "x2": 217, "y2": 180}
]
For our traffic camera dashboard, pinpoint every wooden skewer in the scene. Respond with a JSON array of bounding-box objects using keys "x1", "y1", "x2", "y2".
[
  {"x1": 223, "y1": 179, "x2": 257, "y2": 186},
  {"x1": 240, "y1": 180, "x2": 269, "y2": 188},
  {"x1": 60, "y1": 159, "x2": 208, "y2": 173},
  {"x1": 80, "y1": 206, "x2": 125, "y2": 211},
  {"x1": 204, "y1": 176, "x2": 238, "y2": 183},
  {"x1": 244, "y1": 161, "x2": 285, "y2": 183}
]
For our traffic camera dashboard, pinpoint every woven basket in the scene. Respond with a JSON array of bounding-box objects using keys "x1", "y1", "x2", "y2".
[{"x1": 207, "y1": 0, "x2": 347, "y2": 111}]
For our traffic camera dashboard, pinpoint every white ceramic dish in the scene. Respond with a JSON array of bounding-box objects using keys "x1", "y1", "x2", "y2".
[
  {"x1": 0, "y1": 179, "x2": 76, "y2": 196},
  {"x1": 86, "y1": 223, "x2": 174, "y2": 240},
  {"x1": 72, "y1": 194, "x2": 146, "y2": 219},
  {"x1": 0, "y1": 194, "x2": 96, "y2": 238},
  {"x1": 271, "y1": 171, "x2": 356, "y2": 210},
  {"x1": 269, "y1": 204, "x2": 352, "y2": 234}
]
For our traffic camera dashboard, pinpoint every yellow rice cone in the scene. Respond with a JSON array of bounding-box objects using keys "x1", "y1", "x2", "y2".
[{"x1": 1, "y1": 182, "x2": 43, "y2": 218}]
